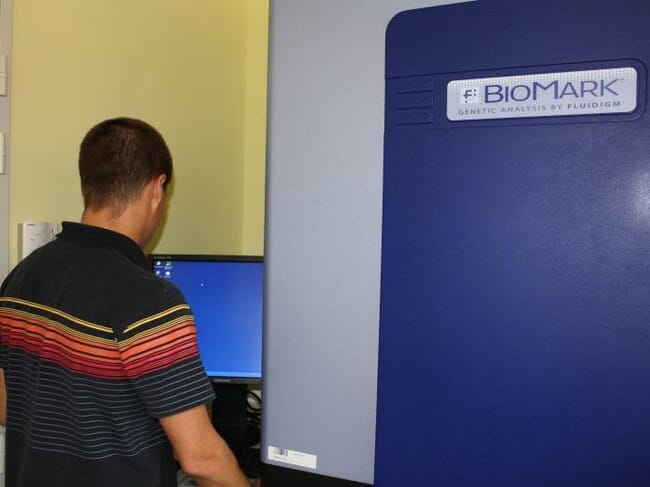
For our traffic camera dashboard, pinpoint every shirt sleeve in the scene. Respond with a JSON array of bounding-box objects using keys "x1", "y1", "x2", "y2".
[
  {"x1": 116, "y1": 300, "x2": 215, "y2": 418},
  {"x1": 0, "y1": 269, "x2": 18, "y2": 370},
  {"x1": 0, "y1": 308, "x2": 8, "y2": 370}
]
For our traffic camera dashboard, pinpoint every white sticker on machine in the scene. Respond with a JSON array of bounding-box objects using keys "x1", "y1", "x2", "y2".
[{"x1": 267, "y1": 446, "x2": 318, "y2": 469}]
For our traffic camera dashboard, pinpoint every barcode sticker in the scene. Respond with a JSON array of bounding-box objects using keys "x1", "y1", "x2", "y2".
[{"x1": 267, "y1": 446, "x2": 318, "y2": 469}]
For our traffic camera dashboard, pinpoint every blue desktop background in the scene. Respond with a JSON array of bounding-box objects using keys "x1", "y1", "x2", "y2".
[{"x1": 153, "y1": 258, "x2": 263, "y2": 380}]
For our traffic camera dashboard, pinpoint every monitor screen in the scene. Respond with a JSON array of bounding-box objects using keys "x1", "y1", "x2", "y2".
[{"x1": 150, "y1": 255, "x2": 263, "y2": 383}]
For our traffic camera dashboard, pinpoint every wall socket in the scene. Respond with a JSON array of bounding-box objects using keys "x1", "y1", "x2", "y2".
[{"x1": 18, "y1": 222, "x2": 58, "y2": 260}]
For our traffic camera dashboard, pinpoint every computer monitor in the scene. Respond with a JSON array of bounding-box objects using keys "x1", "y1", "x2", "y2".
[{"x1": 150, "y1": 254, "x2": 263, "y2": 384}]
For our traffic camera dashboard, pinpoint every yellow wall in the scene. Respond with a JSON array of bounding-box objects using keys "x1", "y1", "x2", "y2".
[
  {"x1": 243, "y1": 0, "x2": 268, "y2": 255},
  {"x1": 8, "y1": 0, "x2": 268, "y2": 267}
]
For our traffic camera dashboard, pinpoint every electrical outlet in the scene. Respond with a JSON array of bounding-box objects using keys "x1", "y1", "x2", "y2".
[{"x1": 18, "y1": 222, "x2": 58, "y2": 260}]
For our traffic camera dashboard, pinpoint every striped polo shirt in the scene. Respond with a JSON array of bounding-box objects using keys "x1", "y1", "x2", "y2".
[{"x1": 0, "y1": 222, "x2": 215, "y2": 487}]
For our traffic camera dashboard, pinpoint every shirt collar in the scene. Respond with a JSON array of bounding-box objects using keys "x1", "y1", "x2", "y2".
[{"x1": 58, "y1": 221, "x2": 149, "y2": 269}]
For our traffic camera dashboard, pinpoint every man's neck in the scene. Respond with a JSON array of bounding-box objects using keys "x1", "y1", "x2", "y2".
[{"x1": 81, "y1": 207, "x2": 146, "y2": 249}]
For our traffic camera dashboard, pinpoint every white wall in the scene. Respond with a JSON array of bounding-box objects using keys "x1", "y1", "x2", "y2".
[{"x1": 263, "y1": 0, "x2": 471, "y2": 483}]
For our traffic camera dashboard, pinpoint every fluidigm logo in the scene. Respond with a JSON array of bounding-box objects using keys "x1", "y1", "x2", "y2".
[
  {"x1": 460, "y1": 87, "x2": 479, "y2": 104},
  {"x1": 447, "y1": 67, "x2": 638, "y2": 121}
]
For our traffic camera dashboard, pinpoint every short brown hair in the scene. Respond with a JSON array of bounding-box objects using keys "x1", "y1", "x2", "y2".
[{"x1": 79, "y1": 118, "x2": 173, "y2": 213}]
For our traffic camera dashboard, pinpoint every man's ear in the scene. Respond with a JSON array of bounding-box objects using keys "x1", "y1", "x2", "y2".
[{"x1": 152, "y1": 174, "x2": 167, "y2": 203}]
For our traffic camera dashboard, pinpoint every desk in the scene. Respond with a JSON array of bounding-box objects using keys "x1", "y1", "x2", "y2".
[
  {"x1": 177, "y1": 469, "x2": 260, "y2": 486},
  {"x1": 177, "y1": 471, "x2": 194, "y2": 486}
]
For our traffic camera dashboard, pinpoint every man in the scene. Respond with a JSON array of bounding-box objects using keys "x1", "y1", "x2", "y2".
[{"x1": 0, "y1": 118, "x2": 250, "y2": 487}]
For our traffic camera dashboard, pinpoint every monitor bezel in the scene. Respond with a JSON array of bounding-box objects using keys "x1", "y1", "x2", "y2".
[{"x1": 149, "y1": 253, "x2": 264, "y2": 385}]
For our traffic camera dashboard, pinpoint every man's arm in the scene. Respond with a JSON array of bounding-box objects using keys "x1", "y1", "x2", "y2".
[{"x1": 160, "y1": 404, "x2": 249, "y2": 487}]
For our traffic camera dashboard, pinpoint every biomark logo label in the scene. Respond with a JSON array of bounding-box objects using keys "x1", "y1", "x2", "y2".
[{"x1": 447, "y1": 67, "x2": 638, "y2": 121}]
